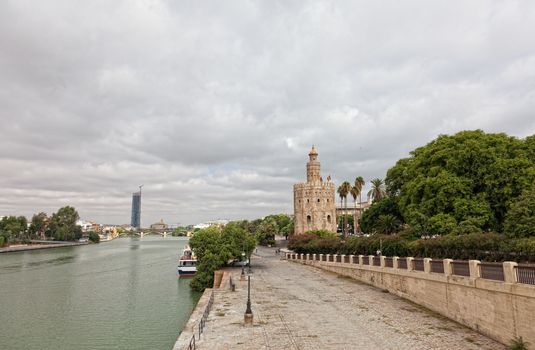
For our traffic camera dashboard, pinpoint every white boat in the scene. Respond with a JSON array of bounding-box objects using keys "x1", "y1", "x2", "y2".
[{"x1": 177, "y1": 244, "x2": 197, "y2": 276}]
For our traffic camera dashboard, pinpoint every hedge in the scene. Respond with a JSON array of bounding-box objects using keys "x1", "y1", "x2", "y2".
[{"x1": 288, "y1": 233, "x2": 535, "y2": 262}]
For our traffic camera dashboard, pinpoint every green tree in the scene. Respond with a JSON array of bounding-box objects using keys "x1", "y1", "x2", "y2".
[
  {"x1": 385, "y1": 130, "x2": 535, "y2": 233},
  {"x1": 29, "y1": 212, "x2": 48, "y2": 238},
  {"x1": 48, "y1": 206, "x2": 82, "y2": 241},
  {"x1": 189, "y1": 225, "x2": 256, "y2": 291},
  {"x1": 0, "y1": 216, "x2": 28, "y2": 242},
  {"x1": 427, "y1": 213, "x2": 457, "y2": 235},
  {"x1": 504, "y1": 186, "x2": 535, "y2": 238},
  {"x1": 360, "y1": 197, "x2": 403, "y2": 234},
  {"x1": 256, "y1": 218, "x2": 277, "y2": 246},
  {"x1": 88, "y1": 231, "x2": 100, "y2": 243}
]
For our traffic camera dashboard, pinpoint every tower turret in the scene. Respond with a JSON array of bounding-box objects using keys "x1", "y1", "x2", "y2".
[{"x1": 306, "y1": 145, "x2": 321, "y2": 182}]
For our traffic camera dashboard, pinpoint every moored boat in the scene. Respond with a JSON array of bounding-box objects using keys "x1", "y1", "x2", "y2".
[{"x1": 177, "y1": 244, "x2": 197, "y2": 276}]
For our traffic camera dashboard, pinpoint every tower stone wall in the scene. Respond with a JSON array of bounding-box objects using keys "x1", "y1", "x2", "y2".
[{"x1": 293, "y1": 146, "x2": 337, "y2": 235}]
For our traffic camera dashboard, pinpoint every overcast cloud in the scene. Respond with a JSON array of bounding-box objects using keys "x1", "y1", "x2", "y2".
[{"x1": 1, "y1": 0, "x2": 535, "y2": 225}]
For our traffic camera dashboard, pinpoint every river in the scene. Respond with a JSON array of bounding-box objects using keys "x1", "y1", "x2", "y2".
[{"x1": 0, "y1": 236, "x2": 201, "y2": 350}]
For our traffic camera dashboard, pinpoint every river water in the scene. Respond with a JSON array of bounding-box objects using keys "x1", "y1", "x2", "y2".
[{"x1": 0, "y1": 236, "x2": 201, "y2": 350}]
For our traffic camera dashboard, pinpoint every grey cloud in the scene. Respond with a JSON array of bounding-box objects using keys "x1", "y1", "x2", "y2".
[{"x1": 1, "y1": 0, "x2": 535, "y2": 225}]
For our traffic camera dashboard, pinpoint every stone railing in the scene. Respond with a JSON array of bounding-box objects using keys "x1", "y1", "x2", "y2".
[
  {"x1": 286, "y1": 253, "x2": 534, "y2": 285},
  {"x1": 286, "y1": 253, "x2": 535, "y2": 347}
]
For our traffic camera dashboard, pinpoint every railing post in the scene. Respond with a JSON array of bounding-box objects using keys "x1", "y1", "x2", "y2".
[
  {"x1": 358, "y1": 255, "x2": 364, "y2": 265},
  {"x1": 319, "y1": 254, "x2": 324, "y2": 261},
  {"x1": 393, "y1": 256, "x2": 399, "y2": 269},
  {"x1": 443, "y1": 259, "x2": 453, "y2": 276},
  {"x1": 407, "y1": 257, "x2": 414, "y2": 271},
  {"x1": 380, "y1": 256, "x2": 386, "y2": 268},
  {"x1": 341, "y1": 254, "x2": 345, "y2": 263},
  {"x1": 326, "y1": 254, "x2": 331, "y2": 262},
  {"x1": 503, "y1": 261, "x2": 518, "y2": 283},
  {"x1": 469, "y1": 260, "x2": 481, "y2": 279},
  {"x1": 312, "y1": 253, "x2": 316, "y2": 261},
  {"x1": 369, "y1": 255, "x2": 375, "y2": 266},
  {"x1": 424, "y1": 258, "x2": 432, "y2": 273},
  {"x1": 349, "y1": 254, "x2": 354, "y2": 264}
]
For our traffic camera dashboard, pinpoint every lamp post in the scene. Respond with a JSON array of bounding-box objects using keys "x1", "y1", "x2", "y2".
[
  {"x1": 241, "y1": 251, "x2": 245, "y2": 280},
  {"x1": 244, "y1": 275, "x2": 253, "y2": 324}
]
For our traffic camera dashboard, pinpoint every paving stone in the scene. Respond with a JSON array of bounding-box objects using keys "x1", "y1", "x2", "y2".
[{"x1": 196, "y1": 247, "x2": 505, "y2": 350}]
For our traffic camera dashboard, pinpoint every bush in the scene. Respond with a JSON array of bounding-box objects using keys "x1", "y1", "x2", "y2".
[
  {"x1": 288, "y1": 234, "x2": 318, "y2": 253},
  {"x1": 304, "y1": 230, "x2": 337, "y2": 238},
  {"x1": 288, "y1": 232, "x2": 535, "y2": 262},
  {"x1": 88, "y1": 231, "x2": 100, "y2": 243},
  {"x1": 0, "y1": 235, "x2": 5, "y2": 247},
  {"x1": 509, "y1": 336, "x2": 529, "y2": 350}
]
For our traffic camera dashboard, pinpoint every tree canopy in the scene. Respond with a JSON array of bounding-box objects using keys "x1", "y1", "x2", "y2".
[
  {"x1": 189, "y1": 224, "x2": 256, "y2": 291},
  {"x1": 385, "y1": 130, "x2": 535, "y2": 235}
]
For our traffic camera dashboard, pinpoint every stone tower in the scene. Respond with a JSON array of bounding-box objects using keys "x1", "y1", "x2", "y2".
[{"x1": 293, "y1": 146, "x2": 337, "y2": 235}]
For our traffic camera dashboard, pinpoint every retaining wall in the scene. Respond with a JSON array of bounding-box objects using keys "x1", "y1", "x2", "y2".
[{"x1": 288, "y1": 253, "x2": 535, "y2": 347}]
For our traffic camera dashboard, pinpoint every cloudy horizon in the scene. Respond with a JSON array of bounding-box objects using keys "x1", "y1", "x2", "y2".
[{"x1": 1, "y1": 1, "x2": 535, "y2": 226}]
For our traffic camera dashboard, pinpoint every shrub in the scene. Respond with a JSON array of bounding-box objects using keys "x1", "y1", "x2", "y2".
[
  {"x1": 305, "y1": 230, "x2": 337, "y2": 238},
  {"x1": 88, "y1": 231, "x2": 100, "y2": 243},
  {"x1": 509, "y1": 336, "x2": 529, "y2": 350},
  {"x1": 288, "y1": 234, "x2": 318, "y2": 253}
]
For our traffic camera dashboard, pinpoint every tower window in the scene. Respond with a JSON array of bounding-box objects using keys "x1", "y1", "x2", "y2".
[
  {"x1": 327, "y1": 215, "x2": 331, "y2": 223},
  {"x1": 307, "y1": 215, "x2": 311, "y2": 225},
  {"x1": 307, "y1": 199, "x2": 309, "y2": 203},
  {"x1": 317, "y1": 199, "x2": 320, "y2": 202},
  {"x1": 327, "y1": 199, "x2": 329, "y2": 202}
]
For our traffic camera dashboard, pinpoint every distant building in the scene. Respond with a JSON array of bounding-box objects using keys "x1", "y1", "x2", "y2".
[
  {"x1": 150, "y1": 219, "x2": 168, "y2": 230},
  {"x1": 293, "y1": 146, "x2": 337, "y2": 235},
  {"x1": 193, "y1": 220, "x2": 229, "y2": 230},
  {"x1": 131, "y1": 191, "x2": 141, "y2": 229}
]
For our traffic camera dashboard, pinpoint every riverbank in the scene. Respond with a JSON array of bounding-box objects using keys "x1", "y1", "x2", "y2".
[
  {"x1": 0, "y1": 241, "x2": 88, "y2": 253},
  {"x1": 174, "y1": 246, "x2": 504, "y2": 350}
]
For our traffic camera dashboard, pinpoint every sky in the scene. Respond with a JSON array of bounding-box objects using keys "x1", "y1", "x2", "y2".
[{"x1": 1, "y1": 1, "x2": 535, "y2": 226}]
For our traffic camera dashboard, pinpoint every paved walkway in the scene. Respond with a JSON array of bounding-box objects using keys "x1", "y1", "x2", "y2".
[{"x1": 198, "y1": 246, "x2": 505, "y2": 350}]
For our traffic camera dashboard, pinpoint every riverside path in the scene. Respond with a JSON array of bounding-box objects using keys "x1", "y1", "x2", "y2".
[{"x1": 192, "y1": 245, "x2": 505, "y2": 350}]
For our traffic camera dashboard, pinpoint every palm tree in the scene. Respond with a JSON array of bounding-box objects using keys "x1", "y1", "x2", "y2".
[
  {"x1": 367, "y1": 178, "x2": 386, "y2": 202},
  {"x1": 354, "y1": 176, "x2": 365, "y2": 233},
  {"x1": 337, "y1": 181, "x2": 351, "y2": 237},
  {"x1": 350, "y1": 186, "x2": 359, "y2": 235},
  {"x1": 376, "y1": 214, "x2": 401, "y2": 234}
]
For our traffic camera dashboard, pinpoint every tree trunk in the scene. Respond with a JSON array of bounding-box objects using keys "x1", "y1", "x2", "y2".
[
  {"x1": 357, "y1": 193, "x2": 362, "y2": 233},
  {"x1": 353, "y1": 199, "x2": 357, "y2": 235},
  {"x1": 344, "y1": 197, "x2": 347, "y2": 238}
]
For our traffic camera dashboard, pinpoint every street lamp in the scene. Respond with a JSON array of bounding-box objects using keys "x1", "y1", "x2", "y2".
[
  {"x1": 241, "y1": 251, "x2": 245, "y2": 280},
  {"x1": 244, "y1": 275, "x2": 253, "y2": 324}
]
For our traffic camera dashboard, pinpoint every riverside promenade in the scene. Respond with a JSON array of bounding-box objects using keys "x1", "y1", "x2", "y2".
[
  {"x1": 0, "y1": 241, "x2": 87, "y2": 253},
  {"x1": 183, "y1": 246, "x2": 505, "y2": 350}
]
